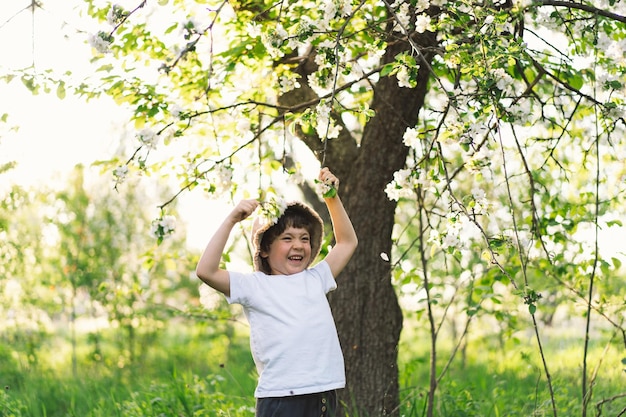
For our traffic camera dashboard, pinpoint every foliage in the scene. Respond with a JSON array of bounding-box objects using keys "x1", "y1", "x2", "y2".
[
  {"x1": 0, "y1": 165, "x2": 196, "y2": 377},
  {"x1": 3, "y1": 0, "x2": 626, "y2": 415}
]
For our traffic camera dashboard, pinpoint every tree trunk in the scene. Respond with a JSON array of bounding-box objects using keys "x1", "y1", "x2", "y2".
[{"x1": 280, "y1": 30, "x2": 437, "y2": 416}]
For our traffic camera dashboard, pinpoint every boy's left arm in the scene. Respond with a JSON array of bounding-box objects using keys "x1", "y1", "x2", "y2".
[{"x1": 321, "y1": 170, "x2": 358, "y2": 278}]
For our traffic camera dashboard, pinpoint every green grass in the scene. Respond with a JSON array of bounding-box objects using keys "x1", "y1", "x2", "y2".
[
  {"x1": 2, "y1": 320, "x2": 624, "y2": 417},
  {"x1": 1, "y1": 322, "x2": 257, "y2": 417},
  {"x1": 396, "y1": 326, "x2": 626, "y2": 417}
]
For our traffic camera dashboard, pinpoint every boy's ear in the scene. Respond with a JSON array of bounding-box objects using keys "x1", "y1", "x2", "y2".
[{"x1": 260, "y1": 250, "x2": 268, "y2": 259}]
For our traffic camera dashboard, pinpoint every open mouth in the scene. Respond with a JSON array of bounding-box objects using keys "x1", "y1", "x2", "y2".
[{"x1": 288, "y1": 255, "x2": 304, "y2": 261}]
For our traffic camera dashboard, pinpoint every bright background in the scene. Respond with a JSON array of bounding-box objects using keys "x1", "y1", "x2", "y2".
[
  {"x1": 1, "y1": 1, "x2": 624, "y2": 260},
  {"x1": 0, "y1": 1, "x2": 236, "y2": 251}
]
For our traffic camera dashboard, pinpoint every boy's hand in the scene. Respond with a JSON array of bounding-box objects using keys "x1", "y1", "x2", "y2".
[
  {"x1": 319, "y1": 167, "x2": 339, "y2": 198},
  {"x1": 229, "y1": 199, "x2": 259, "y2": 223}
]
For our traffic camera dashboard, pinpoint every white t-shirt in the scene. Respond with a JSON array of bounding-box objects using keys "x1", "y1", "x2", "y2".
[{"x1": 226, "y1": 261, "x2": 345, "y2": 398}]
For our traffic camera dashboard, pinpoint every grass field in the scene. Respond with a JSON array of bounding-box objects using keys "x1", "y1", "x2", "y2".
[{"x1": 1, "y1": 317, "x2": 624, "y2": 417}]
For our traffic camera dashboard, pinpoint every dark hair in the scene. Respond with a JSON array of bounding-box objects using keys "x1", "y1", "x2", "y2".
[{"x1": 259, "y1": 205, "x2": 319, "y2": 271}]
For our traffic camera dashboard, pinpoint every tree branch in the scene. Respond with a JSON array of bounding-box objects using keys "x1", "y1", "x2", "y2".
[{"x1": 539, "y1": 0, "x2": 626, "y2": 23}]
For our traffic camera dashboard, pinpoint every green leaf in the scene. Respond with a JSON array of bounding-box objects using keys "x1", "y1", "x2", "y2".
[
  {"x1": 323, "y1": 186, "x2": 337, "y2": 199},
  {"x1": 57, "y1": 81, "x2": 66, "y2": 100},
  {"x1": 21, "y1": 75, "x2": 38, "y2": 94},
  {"x1": 566, "y1": 70, "x2": 584, "y2": 90},
  {"x1": 528, "y1": 304, "x2": 536, "y2": 314},
  {"x1": 612, "y1": 257, "x2": 622, "y2": 270},
  {"x1": 380, "y1": 63, "x2": 395, "y2": 77}
]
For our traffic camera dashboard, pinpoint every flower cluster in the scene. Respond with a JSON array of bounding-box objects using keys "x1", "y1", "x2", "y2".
[
  {"x1": 490, "y1": 68, "x2": 514, "y2": 92},
  {"x1": 385, "y1": 168, "x2": 420, "y2": 201},
  {"x1": 315, "y1": 179, "x2": 337, "y2": 199},
  {"x1": 150, "y1": 215, "x2": 177, "y2": 243},
  {"x1": 113, "y1": 165, "x2": 129, "y2": 186},
  {"x1": 321, "y1": 0, "x2": 352, "y2": 28},
  {"x1": 402, "y1": 127, "x2": 424, "y2": 157},
  {"x1": 314, "y1": 101, "x2": 342, "y2": 139},
  {"x1": 429, "y1": 214, "x2": 475, "y2": 251},
  {"x1": 89, "y1": 4, "x2": 127, "y2": 54},
  {"x1": 391, "y1": 0, "x2": 431, "y2": 33},
  {"x1": 258, "y1": 197, "x2": 288, "y2": 226},
  {"x1": 208, "y1": 164, "x2": 234, "y2": 197},
  {"x1": 415, "y1": 14, "x2": 431, "y2": 34},
  {"x1": 261, "y1": 24, "x2": 288, "y2": 58},
  {"x1": 469, "y1": 187, "x2": 491, "y2": 215},
  {"x1": 106, "y1": 4, "x2": 127, "y2": 26},
  {"x1": 169, "y1": 104, "x2": 185, "y2": 120},
  {"x1": 136, "y1": 128, "x2": 159, "y2": 150},
  {"x1": 278, "y1": 73, "x2": 301, "y2": 94},
  {"x1": 397, "y1": 66, "x2": 416, "y2": 88},
  {"x1": 88, "y1": 31, "x2": 113, "y2": 54},
  {"x1": 465, "y1": 145, "x2": 493, "y2": 173}
]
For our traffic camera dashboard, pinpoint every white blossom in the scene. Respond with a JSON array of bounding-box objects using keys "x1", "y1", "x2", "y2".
[
  {"x1": 88, "y1": 31, "x2": 112, "y2": 54},
  {"x1": 338, "y1": 0, "x2": 353, "y2": 17},
  {"x1": 259, "y1": 197, "x2": 288, "y2": 226},
  {"x1": 106, "y1": 4, "x2": 126, "y2": 26},
  {"x1": 415, "y1": 14, "x2": 431, "y2": 33},
  {"x1": 415, "y1": 0, "x2": 430, "y2": 13},
  {"x1": 278, "y1": 74, "x2": 301, "y2": 93},
  {"x1": 308, "y1": 71, "x2": 332, "y2": 96},
  {"x1": 150, "y1": 215, "x2": 177, "y2": 240},
  {"x1": 471, "y1": 186, "x2": 490, "y2": 215},
  {"x1": 320, "y1": 0, "x2": 352, "y2": 25},
  {"x1": 316, "y1": 180, "x2": 334, "y2": 197},
  {"x1": 212, "y1": 164, "x2": 234, "y2": 196},
  {"x1": 402, "y1": 127, "x2": 422, "y2": 154},
  {"x1": 247, "y1": 22, "x2": 262, "y2": 38},
  {"x1": 514, "y1": 0, "x2": 533, "y2": 8},
  {"x1": 137, "y1": 127, "x2": 159, "y2": 150},
  {"x1": 314, "y1": 101, "x2": 342, "y2": 139},
  {"x1": 384, "y1": 168, "x2": 418, "y2": 201},
  {"x1": 393, "y1": 3, "x2": 411, "y2": 33},
  {"x1": 397, "y1": 66, "x2": 413, "y2": 88},
  {"x1": 491, "y1": 67, "x2": 514, "y2": 91},
  {"x1": 169, "y1": 104, "x2": 184, "y2": 119},
  {"x1": 113, "y1": 165, "x2": 129, "y2": 185},
  {"x1": 262, "y1": 24, "x2": 288, "y2": 58},
  {"x1": 288, "y1": 169, "x2": 305, "y2": 185}
]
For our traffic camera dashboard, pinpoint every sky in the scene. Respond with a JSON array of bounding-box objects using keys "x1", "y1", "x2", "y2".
[{"x1": 0, "y1": 1, "x2": 118, "y2": 185}]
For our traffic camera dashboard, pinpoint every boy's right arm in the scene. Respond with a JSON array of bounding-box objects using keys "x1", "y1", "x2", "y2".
[{"x1": 195, "y1": 199, "x2": 259, "y2": 297}]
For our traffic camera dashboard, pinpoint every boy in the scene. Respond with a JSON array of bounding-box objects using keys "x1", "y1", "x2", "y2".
[{"x1": 196, "y1": 167, "x2": 358, "y2": 417}]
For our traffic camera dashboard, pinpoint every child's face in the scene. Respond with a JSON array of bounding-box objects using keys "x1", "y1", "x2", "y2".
[{"x1": 261, "y1": 226, "x2": 312, "y2": 275}]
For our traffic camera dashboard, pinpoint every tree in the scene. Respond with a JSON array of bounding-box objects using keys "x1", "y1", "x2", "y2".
[
  {"x1": 47, "y1": 165, "x2": 193, "y2": 372},
  {"x1": 4, "y1": 0, "x2": 626, "y2": 415}
]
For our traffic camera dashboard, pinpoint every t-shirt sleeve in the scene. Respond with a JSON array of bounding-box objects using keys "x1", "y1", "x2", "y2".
[
  {"x1": 312, "y1": 261, "x2": 337, "y2": 294},
  {"x1": 225, "y1": 270, "x2": 249, "y2": 305}
]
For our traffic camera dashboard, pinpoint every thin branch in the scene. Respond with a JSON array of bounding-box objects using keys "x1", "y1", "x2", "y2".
[
  {"x1": 538, "y1": 0, "x2": 626, "y2": 24},
  {"x1": 0, "y1": 1, "x2": 40, "y2": 31}
]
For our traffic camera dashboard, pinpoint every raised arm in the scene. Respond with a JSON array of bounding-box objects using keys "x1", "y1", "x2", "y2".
[
  {"x1": 319, "y1": 168, "x2": 358, "y2": 278},
  {"x1": 196, "y1": 199, "x2": 259, "y2": 297}
]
